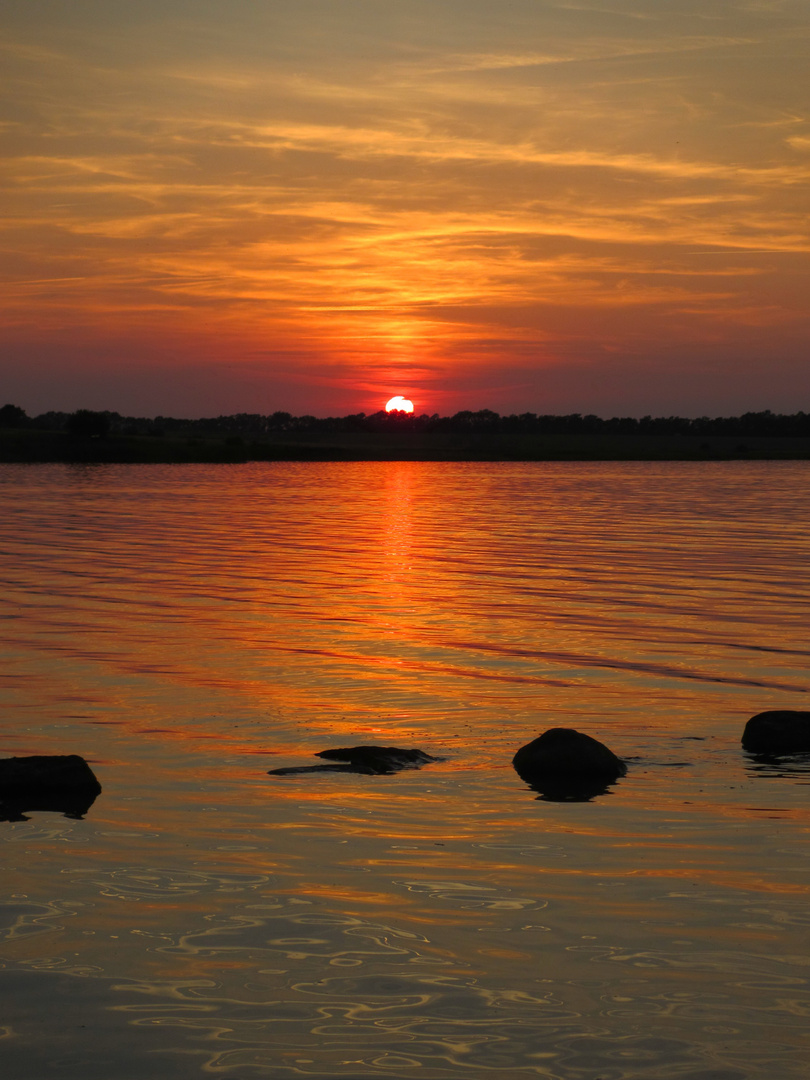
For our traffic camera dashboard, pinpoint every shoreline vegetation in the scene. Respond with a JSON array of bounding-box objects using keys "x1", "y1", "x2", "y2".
[{"x1": 1, "y1": 404, "x2": 809, "y2": 463}]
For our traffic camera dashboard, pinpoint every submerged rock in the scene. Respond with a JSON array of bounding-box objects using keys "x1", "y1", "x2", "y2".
[
  {"x1": 0, "y1": 754, "x2": 102, "y2": 821},
  {"x1": 741, "y1": 711, "x2": 810, "y2": 755},
  {"x1": 267, "y1": 763, "x2": 367, "y2": 777},
  {"x1": 512, "y1": 728, "x2": 626, "y2": 801},
  {"x1": 269, "y1": 745, "x2": 437, "y2": 777},
  {"x1": 316, "y1": 746, "x2": 435, "y2": 771}
]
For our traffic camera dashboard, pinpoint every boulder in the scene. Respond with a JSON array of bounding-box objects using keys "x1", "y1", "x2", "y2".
[
  {"x1": 741, "y1": 711, "x2": 810, "y2": 755},
  {"x1": 0, "y1": 754, "x2": 102, "y2": 821},
  {"x1": 512, "y1": 728, "x2": 626, "y2": 800},
  {"x1": 269, "y1": 745, "x2": 437, "y2": 777}
]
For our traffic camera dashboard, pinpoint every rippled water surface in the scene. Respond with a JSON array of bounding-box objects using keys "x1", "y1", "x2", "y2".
[{"x1": 1, "y1": 461, "x2": 809, "y2": 1079}]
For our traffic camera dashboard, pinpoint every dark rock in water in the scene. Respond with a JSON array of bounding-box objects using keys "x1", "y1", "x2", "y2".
[
  {"x1": 317, "y1": 746, "x2": 435, "y2": 771},
  {"x1": 513, "y1": 728, "x2": 627, "y2": 779},
  {"x1": 512, "y1": 728, "x2": 626, "y2": 801},
  {"x1": 269, "y1": 745, "x2": 437, "y2": 777},
  {"x1": 742, "y1": 711, "x2": 810, "y2": 754},
  {"x1": 267, "y1": 763, "x2": 372, "y2": 777},
  {"x1": 0, "y1": 754, "x2": 102, "y2": 822},
  {"x1": 0, "y1": 754, "x2": 102, "y2": 798}
]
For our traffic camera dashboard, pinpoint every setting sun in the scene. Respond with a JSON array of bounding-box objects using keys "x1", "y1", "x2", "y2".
[{"x1": 385, "y1": 396, "x2": 414, "y2": 413}]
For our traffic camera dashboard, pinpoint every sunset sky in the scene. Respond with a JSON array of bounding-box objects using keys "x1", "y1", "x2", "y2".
[{"x1": 2, "y1": 1, "x2": 809, "y2": 418}]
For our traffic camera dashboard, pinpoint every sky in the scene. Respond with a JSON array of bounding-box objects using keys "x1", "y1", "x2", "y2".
[{"x1": 2, "y1": 0, "x2": 809, "y2": 418}]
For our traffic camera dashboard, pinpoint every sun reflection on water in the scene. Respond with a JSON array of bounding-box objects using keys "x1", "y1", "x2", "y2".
[{"x1": 1, "y1": 462, "x2": 809, "y2": 1077}]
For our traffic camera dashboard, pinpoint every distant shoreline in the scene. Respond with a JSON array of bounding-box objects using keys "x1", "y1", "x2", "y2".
[{"x1": 2, "y1": 427, "x2": 810, "y2": 463}]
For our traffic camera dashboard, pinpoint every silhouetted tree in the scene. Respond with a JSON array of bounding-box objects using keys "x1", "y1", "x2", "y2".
[
  {"x1": 0, "y1": 404, "x2": 28, "y2": 428},
  {"x1": 66, "y1": 410, "x2": 110, "y2": 438},
  {"x1": 23, "y1": 405, "x2": 810, "y2": 443}
]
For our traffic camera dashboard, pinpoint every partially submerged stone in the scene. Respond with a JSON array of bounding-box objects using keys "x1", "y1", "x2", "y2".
[
  {"x1": 267, "y1": 763, "x2": 367, "y2": 777},
  {"x1": 0, "y1": 754, "x2": 102, "y2": 821},
  {"x1": 513, "y1": 728, "x2": 627, "y2": 779},
  {"x1": 269, "y1": 745, "x2": 437, "y2": 777},
  {"x1": 742, "y1": 711, "x2": 810, "y2": 755},
  {"x1": 316, "y1": 746, "x2": 435, "y2": 771},
  {"x1": 512, "y1": 728, "x2": 626, "y2": 801}
]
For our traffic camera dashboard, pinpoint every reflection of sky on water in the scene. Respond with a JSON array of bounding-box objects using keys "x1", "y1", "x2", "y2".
[
  {"x1": 2, "y1": 878, "x2": 807, "y2": 1078},
  {"x1": 744, "y1": 752, "x2": 810, "y2": 782},
  {"x1": 3, "y1": 461, "x2": 810, "y2": 750},
  {"x1": 1, "y1": 461, "x2": 810, "y2": 1077}
]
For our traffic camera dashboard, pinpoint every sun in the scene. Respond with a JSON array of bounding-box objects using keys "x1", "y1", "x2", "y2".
[{"x1": 385, "y1": 395, "x2": 414, "y2": 413}]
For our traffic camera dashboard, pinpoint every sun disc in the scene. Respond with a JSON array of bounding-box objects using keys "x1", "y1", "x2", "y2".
[{"x1": 385, "y1": 395, "x2": 414, "y2": 413}]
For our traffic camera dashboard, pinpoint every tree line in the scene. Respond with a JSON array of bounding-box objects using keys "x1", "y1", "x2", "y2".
[{"x1": 1, "y1": 402, "x2": 809, "y2": 439}]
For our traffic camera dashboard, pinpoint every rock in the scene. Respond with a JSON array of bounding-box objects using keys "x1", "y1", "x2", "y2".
[
  {"x1": 741, "y1": 711, "x2": 810, "y2": 754},
  {"x1": 267, "y1": 763, "x2": 371, "y2": 777},
  {"x1": 0, "y1": 754, "x2": 102, "y2": 821},
  {"x1": 316, "y1": 746, "x2": 435, "y2": 771},
  {"x1": 512, "y1": 728, "x2": 626, "y2": 801},
  {"x1": 0, "y1": 754, "x2": 102, "y2": 799},
  {"x1": 269, "y1": 745, "x2": 437, "y2": 777},
  {"x1": 513, "y1": 728, "x2": 627, "y2": 779}
]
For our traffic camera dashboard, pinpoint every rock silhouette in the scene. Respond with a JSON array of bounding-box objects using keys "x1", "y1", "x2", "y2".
[
  {"x1": 269, "y1": 745, "x2": 437, "y2": 777},
  {"x1": 0, "y1": 754, "x2": 102, "y2": 821},
  {"x1": 741, "y1": 710, "x2": 810, "y2": 754},
  {"x1": 513, "y1": 728, "x2": 626, "y2": 801}
]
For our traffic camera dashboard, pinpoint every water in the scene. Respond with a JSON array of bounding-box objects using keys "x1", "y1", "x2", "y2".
[{"x1": 1, "y1": 461, "x2": 808, "y2": 1079}]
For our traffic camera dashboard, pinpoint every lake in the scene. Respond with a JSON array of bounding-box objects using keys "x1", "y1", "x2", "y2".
[{"x1": 1, "y1": 460, "x2": 809, "y2": 1080}]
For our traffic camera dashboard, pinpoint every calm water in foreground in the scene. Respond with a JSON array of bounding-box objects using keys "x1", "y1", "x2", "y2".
[{"x1": 1, "y1": 461, "x2": 809, "y2": 1080}]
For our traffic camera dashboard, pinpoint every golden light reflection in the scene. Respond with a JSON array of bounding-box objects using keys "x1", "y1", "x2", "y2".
[
  {"x1": 383, "y1": 462, "x2": 414, "y2": 583},
  {"x1": 5, "y1": 456, "x2": 810, "y2": 1076}
]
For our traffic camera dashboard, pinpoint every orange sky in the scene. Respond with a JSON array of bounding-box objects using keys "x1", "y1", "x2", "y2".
[{"x1": 2, "y1": 1, "x2": 809, "y2": 417}]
